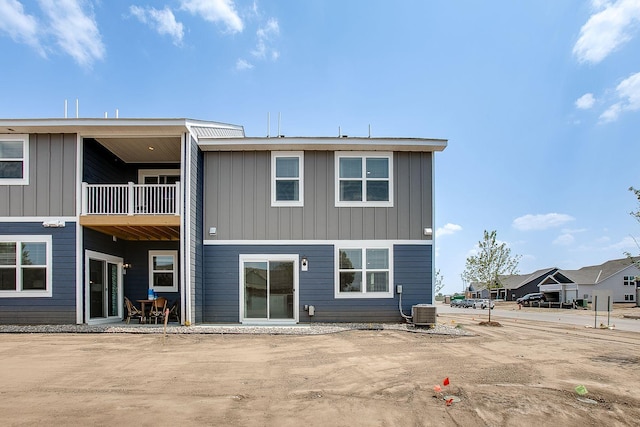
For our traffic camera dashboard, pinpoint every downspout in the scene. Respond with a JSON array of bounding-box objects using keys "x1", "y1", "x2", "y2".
[
  {"x1": 180, "y1": 132, "x2": 191, "y2": 325},
  {"x1": 75, "y1": 134, "x2": 84, "y2": 324}
]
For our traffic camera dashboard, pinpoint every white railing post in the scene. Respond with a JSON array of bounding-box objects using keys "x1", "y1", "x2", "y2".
[
  {"x1": 127, "y1": 182, "x2": 135, "y2": 216},
  {"x1": 175, "y1": 181, "x2": 181, "y2": 216},
  {"x1": 81, "y1": 182, "x2": 88, "y2": 215}
]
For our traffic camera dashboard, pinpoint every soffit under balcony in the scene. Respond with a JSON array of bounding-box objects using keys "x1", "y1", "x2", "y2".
[{"x1": 80, "y1": 215, "x2": 180, "y2": 241}]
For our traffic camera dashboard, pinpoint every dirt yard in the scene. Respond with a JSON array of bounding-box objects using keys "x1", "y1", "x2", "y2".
[{"x1": 1, "y1": 315, "x2": 639, "y2": 426}]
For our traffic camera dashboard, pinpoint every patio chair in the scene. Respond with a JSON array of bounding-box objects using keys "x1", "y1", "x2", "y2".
[
  {"x1": 148, "y1": 297, "x2": 168, "y2": 325},
  {"x1": 168, "y1": 300, "x2": 180, "y2": 323},
  {"x1": 124, "y1": 297, "x2": 143, "y2": 324}
]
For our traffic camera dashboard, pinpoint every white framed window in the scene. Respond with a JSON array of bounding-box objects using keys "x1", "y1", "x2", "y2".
[
  {"x1": 335, "y1": 152, "x2": 392, "y2": 207},
  {"x1": 138, "y1": 169, "x2": 180, "y2": 185},
  {"x1": 149, "y1": 250, "x2": 178, "y2": 292},
  {"x1": 625, "y1": 294, "x2": 635, "y2": 301},
  {"x1": 271, "y1": 152, "x2": 304, "y2": 207},
  {"x1": 0, "y1": 235, "x2": 52, "y2": 298},
  {"x1": 0, "y1": 134, "x2": 29, "y2": 185},
  {"x1": 334, "y1": 243, "x2": 393, "y2": 298},
  {"x1": 623, "y1": 276, "x2": 636, "y2": 286}
]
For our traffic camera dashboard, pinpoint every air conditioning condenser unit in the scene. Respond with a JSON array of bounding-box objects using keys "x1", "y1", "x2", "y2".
[{"x1": 412, "y1": 304, "x2": 437, "y2": 326}]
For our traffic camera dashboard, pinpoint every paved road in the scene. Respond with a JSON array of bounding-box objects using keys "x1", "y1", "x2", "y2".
[{"x1": 435, "y1": 302, "x2": 640, "y2": 333}]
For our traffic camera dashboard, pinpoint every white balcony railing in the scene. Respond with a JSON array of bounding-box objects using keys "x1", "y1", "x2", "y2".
[{"x1": 81, "y1": 182, "x2": 180, "y2": 216}]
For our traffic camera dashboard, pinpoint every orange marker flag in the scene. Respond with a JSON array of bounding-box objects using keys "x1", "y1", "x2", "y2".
[
  {"x1": 445, "y1": 398, "x2": 454, "y2": 406},
  {"x1": 433, "y1": 385, "x2": 442, "y2": 393},
  {"x1": 443, "y1": 377, "x2": 450, "y2": 386}
]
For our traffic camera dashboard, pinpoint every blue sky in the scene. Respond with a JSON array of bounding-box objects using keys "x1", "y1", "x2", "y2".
[{"x1": 1, "y1": 0, "x2": 640, "y2": 295}]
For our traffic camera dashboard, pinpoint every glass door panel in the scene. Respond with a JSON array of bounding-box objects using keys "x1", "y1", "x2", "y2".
[
  {"x1": 89, "y1": 259, "x2": 105, "y2": 318},
  {"x1": 244, "y1": 262, "x2": 268, "y2": 319},
  {"x1": 108, "y1": 262, "x2": 119, "y2": 317},
  {"x1": 269, "y1": 261, "x2": 294, "y2": 319}
]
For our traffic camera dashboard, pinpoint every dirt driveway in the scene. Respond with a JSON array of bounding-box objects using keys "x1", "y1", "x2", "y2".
[{"x1": 1, "y1": 316, "x2": 639, "y2": 426}]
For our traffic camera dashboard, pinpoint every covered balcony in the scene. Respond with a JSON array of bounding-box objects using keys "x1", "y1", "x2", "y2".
[{"x1": 80, "y1": 181, "x2": 181, "y2": 241}]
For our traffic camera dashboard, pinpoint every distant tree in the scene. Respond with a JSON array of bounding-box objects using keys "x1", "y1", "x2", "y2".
[
  {"x1": 462, "y1": 230, "x2": 521, "y2": 322},
  {"x1": 434, "y1": 269, "x2": 445, "y2": 295},
  {"x1": 625, "y1": 187, "x2": 640, "y2": 273}
]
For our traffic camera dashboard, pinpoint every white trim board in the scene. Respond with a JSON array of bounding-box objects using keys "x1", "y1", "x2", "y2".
[{"x1": 204, "y1": 239, "x2": 433, "y2": 246}]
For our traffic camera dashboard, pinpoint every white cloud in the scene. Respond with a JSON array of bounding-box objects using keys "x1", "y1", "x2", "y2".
[
  {"x1": 599, "y1": 71, "x2": 640, "y2": 122},
  {"x1": 236, "y1": 58, "x2": 253, "y2": 70},
  {"x1": 606, "y1": 235, "x2": 640, "y2": 250},
  {"x1": 575, "y1": 93, "x2": 596, "y2": 109},
  {"x1": 436, "y1": 223, "x2": 462, "y2": 238},
  {"x1": 573, "y1": 0, "x2": 640, "y2": 64},
  {"x1": 39, "y1": 0, "x2": 105, "y2": 67},
  {"x1": 180, "y1": 0, "x2": 243, "y2": 33},
  {"x1": 251, "y1": 17, "x2": 280, "y2": 60},
  {"x1": 0, "y1": 0, "x2": 43, "y2": 54},
  {"x1": 130, "y1": 6, "x2": 184, "y2": 46},
  {"x1": 553, "y1": 233, "x2": 575, "y2": 246},
  {"x1": 512, "y1": 213, "x2": 575, "y2": 231}
]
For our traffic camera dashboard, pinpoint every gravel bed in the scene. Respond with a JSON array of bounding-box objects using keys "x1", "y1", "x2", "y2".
[{"x1": 0, "y1": 322, "x2": 472, "y2": 336}]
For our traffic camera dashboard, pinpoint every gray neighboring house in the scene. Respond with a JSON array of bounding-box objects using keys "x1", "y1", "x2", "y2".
[
  {"x1": 559, "y1": 257, "x2": 640, "y2": 304},
  {"x1": 0, "y1": 117, "x2": 447, "y2": 325},
  {"x1": 478, "y1": 257, "x2": 640, "y2": 304}
]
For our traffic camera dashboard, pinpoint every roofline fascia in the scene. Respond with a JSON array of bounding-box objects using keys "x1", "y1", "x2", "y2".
[{"x1": 198, "y1": 136, "x2": 448, "y2": 152}]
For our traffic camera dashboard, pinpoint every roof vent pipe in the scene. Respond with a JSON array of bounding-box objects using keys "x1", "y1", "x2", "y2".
[
  {"x1": 64, "y1": 99, "x2": 68, "y2": 118},
  {"x1": 115, "y1": 109, "x2": 119, "y2": 119},
  {"x1": 267, "y1": 112, "x2": 270, "y2": 137},
  {"x1": 278, "y1": 112, "x2": 281, "y2": 137},
  {"x1": 76, "y1": 99, "x2": 79, "y2": 118}
]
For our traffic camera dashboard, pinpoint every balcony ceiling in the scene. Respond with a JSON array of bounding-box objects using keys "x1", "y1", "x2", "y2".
[
  {"x1": 95, "y1": 136, "x2": 181, "y2": 163},
  {"x1": 80, "y1": 216, "x2": 180, "y2": 241}
]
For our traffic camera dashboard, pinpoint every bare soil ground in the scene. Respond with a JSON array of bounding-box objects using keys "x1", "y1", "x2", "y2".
[{"x1": 1, "y1": 315, "x2": 640, "y2": 426}]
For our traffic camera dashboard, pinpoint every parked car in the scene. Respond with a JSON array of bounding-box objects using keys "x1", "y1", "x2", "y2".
[
  {"x1": 516, "y1": 293, "x2": 546, "y2": 305},
  {"x1": 450, "y1": 299, "x2": 464, "y2": 307},
  {"x1": 460, "y1": 299, "x2": 475, "y2": 308},
  {"x1": 473, "y1": 299, "x2": 495, "y2": 309}
]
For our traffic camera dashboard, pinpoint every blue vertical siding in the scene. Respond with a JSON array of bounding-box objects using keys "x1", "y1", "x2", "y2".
[
  {"x1": 202, "y1": 244, "x2": 432, "y2": 323},
  {"x1": 0, "y1": 222, "x2": 77, "y2": 324}
]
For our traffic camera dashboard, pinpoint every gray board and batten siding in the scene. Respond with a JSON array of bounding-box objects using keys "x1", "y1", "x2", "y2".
[
  {"x1": 203, "y1": 151, "x2": 433, "y2": 241},
  {"x1": 202, "y1": 244, "x2": 432, "y2": 323},
  {"x1": 0, "y1": 133, "x2": 76, "y2": 217}
]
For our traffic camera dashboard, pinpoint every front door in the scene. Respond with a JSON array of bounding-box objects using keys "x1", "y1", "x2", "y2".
[
  {"x1": 86, "y1": 251, "x2": 123, "y2": 324},
  {"x1": 240, "y1": 255, "x2": 298, "y2": 323}
]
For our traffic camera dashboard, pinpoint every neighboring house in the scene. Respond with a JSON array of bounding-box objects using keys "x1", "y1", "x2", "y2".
[
  {"x1": 562, "y1": 257, "x2": 640, "y2": 304},
  {"x1": 0, "y1": 118, "x2": 446, "y2": 325},
  {"x1": 469, "y1": 269, "x2": 556, "y2": 301},
  {"x1": 491, "y1": 258, "x2": 640, "y2": 304}
]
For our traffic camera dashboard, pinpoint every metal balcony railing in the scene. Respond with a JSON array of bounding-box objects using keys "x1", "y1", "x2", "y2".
[{"x1": 81, "y1": 182, "x2": 180, "y2": 216}]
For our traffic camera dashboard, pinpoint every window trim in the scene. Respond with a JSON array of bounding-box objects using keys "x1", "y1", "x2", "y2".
[
  {"x1": 334, "y1": 242, "x2": 394, "y2": 299},
  {"x1": 271, "y1": 151, "x2": 304, "y2": 207},
  {"x1": 148, "y1": 250, "x2": 178, "y2": 292},
  {"x1": 334, "y1": 151, "x2": 393, "y2": 207},
  {"x1": 0, "y1": 235, "x2": 52, "y2": 298},
  {"x1": 0, "y1": 134, "x2": 29, "y2": 185}
]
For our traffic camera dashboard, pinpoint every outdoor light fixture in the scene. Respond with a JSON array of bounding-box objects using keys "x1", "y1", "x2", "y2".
[
  {"x1": 209, "y1": 227, "x2": 217, "y2": 235},
  {"x1": 42, "y1": 220, "x2": 66, "y2": 228},
  {"x1": 123, "y1": 263, "x2": 132, "y2": 269},
  {"x1": 423, "y1": 227, "x2": 433, "y2": 236}
]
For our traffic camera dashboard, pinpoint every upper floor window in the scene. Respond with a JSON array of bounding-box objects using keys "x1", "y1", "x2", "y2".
[
  {"x1": 335, "y1": 243, "x2": 393, "y2": 298},
  {"x1": 0, "y1": 135, "x2": 29, "y2": 185},
  {"x1": 271, "y1": 152, "x2": 304, "y2": 207},
  {"x1": 624, "y1": 276, "x2": 636, "y2": 286},
  {"x1": 149, "y1": 250, "x2": 178, "y2": 292},
  {"x1": 0, "y1": 235, "x2": 52, "y2": 298},
  {"x1": 335, "y1": 152, "x2": 393, "y2": 207}
]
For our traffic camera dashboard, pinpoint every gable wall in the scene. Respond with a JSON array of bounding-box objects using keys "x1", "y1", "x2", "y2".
[
  {"x1": 203, "y1": 151, "x2": 433, "y2": 240},
  {"x1": 0, "y1": 133, "x2": 76, "y2": 217}
]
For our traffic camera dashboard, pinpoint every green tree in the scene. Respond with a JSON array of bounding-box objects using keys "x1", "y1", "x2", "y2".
[
  {"x1": 434, "y1": 269, "x2": 444, "y2": 295},
  {"x1": 626, "y1": 187, "x2": 640, "y2": 270},
  {"x1": 462, "y1": 230, "x2": 521, "y2": 322}
]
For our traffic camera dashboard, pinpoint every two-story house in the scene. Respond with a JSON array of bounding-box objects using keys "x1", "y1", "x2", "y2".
[{"x1": 0, "y1": 118, "x2": 446, "y2": 325}]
